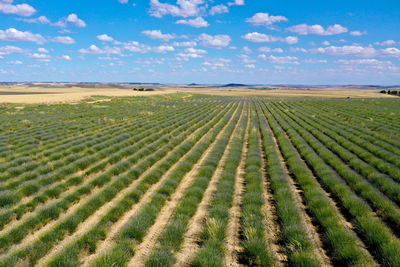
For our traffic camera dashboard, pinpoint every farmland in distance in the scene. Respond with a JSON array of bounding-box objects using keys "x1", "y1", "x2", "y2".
[{"x1": 0, "y1": 93, "x2": 400, "y2": 267}]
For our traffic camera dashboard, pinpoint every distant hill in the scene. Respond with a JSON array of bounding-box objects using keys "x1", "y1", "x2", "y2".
[{"x1": 222, "y1": 83, "x2": 248, "y2": 87}]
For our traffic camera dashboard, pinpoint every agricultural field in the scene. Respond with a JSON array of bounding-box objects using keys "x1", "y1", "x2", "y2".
[{"x1": 0, "y1": 93, "x2": 400, "y2": 267}]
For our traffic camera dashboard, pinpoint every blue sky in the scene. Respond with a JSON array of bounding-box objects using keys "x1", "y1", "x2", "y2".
[{"x1": 0, "y1": 0, "x2": 400, "y2": 84}]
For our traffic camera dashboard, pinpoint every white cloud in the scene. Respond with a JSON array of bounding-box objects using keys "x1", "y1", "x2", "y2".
[
  {"x1": 149, "y1": 0, "x2": 205, "y2": 18},
  {"x1": 246, "y1": 13, "x2": 288, "y2": 26},
  {"x1": 0, "y1": 45, "x2": 24, "y2": 55},
  {"x1": 374, "y1": 40, "x2": 397, "y2": 46},
  {"x1": 66, "y1": 13, "x2": 86, "y2": 27},
  {"x1": 0, "y1": 28, "x2": 45, "y2": 44},
  {"x1": 242, "y1": 46, "x2": 252, "y2": 54},
  {"x1": 97, "y1": 34, "x2": 114, "y2": 42},
  {"x1": 336, "y1": 59, "x2": 398, "y2": 71},
  {"x1": 258, "y1": 47, "x2": 283, "y2": 53},
  {"x1": 197, "y1": 33, "x2": 231, "y2": 49},
  {"x1": 287, "y1": 24, "x2": 348, "y2": 35},
  {"x1": 209, "y1": 4, "x2": 228, "y2": 16},
  {"x1": 37, "y1": 47, "x2": 48, "y2": 53},
  {"x1": 52, "y1": 36, "x2": 75, "y2": 44},
  {"x1": 310, "y1": 45, "x2": 377, "y2": 57},
  {"x1": 152, "y1": 45, "x2": 175, "y2": 53},
  {"x1": 6, "y1": 60, "x2": 22, "y2": 65},
  {"x1": 238, "y1": 54, "x2": 256, "y2": 63},
  {"x1": 177, "y1": 47, "x2": 206, "y2": 61},
  {"x1": 173, "y1": 41, "x2": 197, "y2": 47},
  {"x1": 62, "y1": 55, "x2": 72, "y2": 61},
  {"x1": 18, "y1": 15, "x2": 50, "y2": 24},
  {"x1": 350, "y1": 30, "x2": 367, "y2": 36},
  {"x1": 228, "y1": 0, "x2": 244, "y2": 6},
  {"x1": 118, "y1": 0, "x2": 129, "y2": 3},
  {"x1": 79, "y1": 45, "x2": 123, "y2": 55},
  {"x1": 0, "y1": 1, "x2": 36, "y2": 17},
  {"x1": 176, "y1": 17, "x2": 209, "y2": 28},
  {"x1": 245, "y1": 64, "x2": 255, "y2": 68},
  {"x1": 322, "y1": 41, "x2": 331, "y2": 46},
  {"x1": 242, "y1": 32, "x2": 298, "y2": 44},
  {"x1": 303, "y1": 59, "x2": 327, "y2": 63},
  {"x1": 259, "y1": 54, "x2": 299, "y2": 64},
  {"x1": 142, "y1": 30, "x2": 175, "y2": 41},
  {"x1": 54, "y1": 13, "x2": 86, "y2": 27},
  {"x1": 30, "y1": 53, "x2": 51, "y2": 62},
  {"x1": 203, "y1": 58, "x2": 231, "y2": 69}
]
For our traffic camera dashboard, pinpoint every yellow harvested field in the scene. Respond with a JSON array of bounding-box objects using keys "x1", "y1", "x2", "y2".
[{"x1": 0, "y1": 86, "x2": 173, "y2": 104}]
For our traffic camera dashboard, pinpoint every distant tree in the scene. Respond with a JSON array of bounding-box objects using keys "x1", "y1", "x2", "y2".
[{"x1": 380, "y1": 90, "x2": 387, "y2": 94}]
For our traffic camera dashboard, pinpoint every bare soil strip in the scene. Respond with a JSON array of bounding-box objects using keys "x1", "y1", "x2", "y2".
[
  {"x1": 171, "y1": 105, "x2": 244, "y2": 267},
  {"x1": 86, "y1": 105, "x2": 239, "y2": 267},
  {"x1": 264, "y1": 113, "x2": 332, "y2": 267},
  {"x1": 224, "y1": 107, "x2": 250, "y2": 267}
]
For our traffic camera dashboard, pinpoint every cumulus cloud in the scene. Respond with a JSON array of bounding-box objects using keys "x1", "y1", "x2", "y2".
[
  {"x1": 0, "y1": 1, "x2": 36, "y2": 17},
  {"x1": 350, "y1": 30, "x2": 367, "y2": 36},
  {"x1": 173, "y1": 41, "x2": 197, "y2": 47},
  {"x1": 152, "y1": 45, "x2": 175, "y2": 53},
  {"x1": 18, "y1": 15, "x2": 50, "y2": 24},
  {"x1": 242, "y1": 32, "x2": 298, "y2": 44},
  {"x1": 336, "y1": 59, "x2": 398, "y2": 71},
  {"x1": 259, "y1": 54, "x2": 299, "y2": 64},
  {"x1": 0, "y1": 28, "x2": 45, "y2": 44},
  {"x1": 118, "y1": 0, "x2": 129, "y2": 3},
  {"x1": 197, "y1": 33, "x2": 231, "y2": 49},
  {"x1": 209, "y1": 5, "x2": 228, "y2": 15},
  {"x1": 37, "y1": 47, "x2": 49, "y2": 53},
  {"x1": 177, "y1": 47, "x2": 206, "y2": 61},
  {"x1": 97, "y1": 34, "x2": 114, "y2": 42},
  {"x1": 374, "y1": 40, "x2": 397, "y2": 46},
  {"x1": 245, "y1": 64, "x2": 255, "y2": 68},
  {"x1": 310, "y1": 45, "x2": 400, "y2": 58},
  {"x1": 246, "y1": 13, "x2": 288, "y2": 26},
  {"x1": 203, "y1": 58, "x2": 231, "y2": 69},
  {"x1": 7, "y1": 60, "x2": 23, "y2": 64},
  {"x1": 149, "y1": 0, "x2": 205, "y2": 18},
  {"x1": 238, "y1": 54, "x2": 256, "y2": 63},
  {"x1": 54, "y1": 13, "x2": 86, "y2": 27},
  {"x1": 52, "y1": 36, "x2": 75, "y2": 44},
  {"x1": 142, "y1": 30, "x2": 175, "y2": 41},
  {"x1": 30, "y1": 53, "x2": 51, "y2": 62},
  {"x1": 79, "y1": 45, "x2": 123, "y2": 55},
  {"x1": 0, "y1": 45, "x2": 24, "y2": 55},
  {"x1": 176, "y1": 17, "x2": 209, "y2": 28},
  {"x1": 287, "y1": 24, "x2": 348, "y2": 35},
  {"x1": 62, "y1": 55, "x2": 72, "y2": 61},
  {"x1": 258, "y1": 47, "x2": 283, "y2": 53},
  {"x1": 228, "y1": 0, "x2": 244, "y2": 6},
  {"x1": 303, "y1": 59, "x2": 327, "y2": 63}
]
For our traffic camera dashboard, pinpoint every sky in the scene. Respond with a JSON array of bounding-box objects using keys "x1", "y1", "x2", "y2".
[{"x1": 0, "y1": 0, "x2": 400, "y2": 85}]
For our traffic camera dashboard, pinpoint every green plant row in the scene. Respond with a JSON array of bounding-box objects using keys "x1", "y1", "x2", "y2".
[
  {"x1": 189, "y1": 103, "x2": 248, "y2": 267},
  {"x1": 0, "y1": 101, "x2": 228, "y2": 266},
  {"x1": 47, "y1": 102, "x2": 238, "y2": 267},
  {"x1": 259, "y1": 102, "x2": 376, "y2": 266},
  {"x1": 0, "y1": 103, "x2": 214, "y2": 229},
  {"x1": 137, "y1": 103, "x2": 242, "y2": 267},
  {"x1": 255, "y1": 103, "x2": 321, "y2": 267},
  {"x1": 0, "y1": 102, "x2": 222, "y2": 257},
  {"x1": 265, "y1": 102, "x2": 400, "y2": 266}
]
